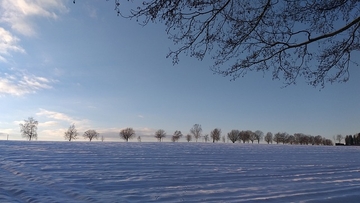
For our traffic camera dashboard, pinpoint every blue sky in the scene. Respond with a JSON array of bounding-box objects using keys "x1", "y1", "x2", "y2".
[{"x1": 0, "y1": 0, "x2": 359, "y2": 142}]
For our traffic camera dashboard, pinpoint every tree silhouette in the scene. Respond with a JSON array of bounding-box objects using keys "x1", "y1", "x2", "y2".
[
  {"x1": 19, "y1": 117, "x2": 38, "y2": 141},
  {"x1": 227, "y1": 130, "x2": 240, "y2": 143},
  {"x1": 83, "y1": 130, "x2": 99, "y2": 142},
  {"x1": 190, "y1": 124, "x2": 202, "y2": 142},
  {"x1": 210, "y1": 128, "x2": 221, "y2": 143},
  {"x1": 108, "y1": 0, "x2": 360, "y2": 87},
  {"x1": 64, "y1": 124, "x2": 78, "y2": 141},
  {"x1": 154, "y1": 129, "x2": 166, "y2": 142},
  {"x1": 120, "y1": 128, "x2": 136, "y2": 142}
]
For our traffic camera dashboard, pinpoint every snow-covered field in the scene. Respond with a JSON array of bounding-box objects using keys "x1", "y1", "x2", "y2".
[{"x1": 1, "y1": 141, "x2": 360, "y2": 203}]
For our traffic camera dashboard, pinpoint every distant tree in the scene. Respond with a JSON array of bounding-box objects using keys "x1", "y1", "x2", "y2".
[
  {"x1": 286, "y1": 135, "x2": 295, "y2": 145},
  {"x1": 264, "y1": 132, "x2": 273, "y2": 144},
  {"x1": 227, "y1": 130, "x2": 240, "y2": 143},
  {"x1": 354, "y1": 133, "x2": 360, "y2": 145},
  {"x1": 19, "y1": 117, "x2": 38, "y2": 141},
  {"x1": 101, "y1": 135, "x2": 105, "y2": 142},
  {"x1": 186, "y1": 134, "x2": 192, "y2": 142},
  {"x1": 273, "y1": 132, "x2": 282, "y2": 144},
  {"x1": 210, "y1": 128, "x2": 221, "y2": 143},
  {"x1": 190, "y1": 124, "x2": 202, "y2": 142},
  {"x1": 172, "y1": 130, "x2": 183, "y2": 142},
  {"x1": 248, "y1": 131, "x2": 256, "y2": 143},
  {"x1": 314, "y1": 135, "x2": 323, "y2": 145},
  {"x1": 204, "y1": 134, "x2": 209, "y2": 142},
  {"x1": 308, "y1": 135, "x2": 315, "y2": 145},
  {"x1": 64, "y1": 124, "x2": 78, "y2": 141},
  {"x1": 83, "y1": 130, "x2": 99, "y2": 142},
  {"x1": 154, "y1": 129, "x2": 166, "y2": 142},
  {"x1": 137, "y1": 136, "x2": 141, "y2": 142},
  {"x1": 222, "y1": 136, "x2": 226, "y2": 143},
  {"x1": 253, "y1": 130, "x2": 263, "y2": 144},
  {"x1": 323, "y1": 138, "x2": 334, "y2": 146},
  {"x1": 239, "y1": 131, "x2": 250, "y2": 143},
  {"x1": 120, "y1": 128, "x2": 136, "y2": 142},
  {"x1": 336, "y1": 134, "x2": 344, "y2": 144}
]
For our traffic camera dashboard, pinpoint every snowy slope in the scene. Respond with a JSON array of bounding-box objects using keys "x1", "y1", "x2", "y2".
[{"x1": 1, "y1": 141, "x2": 360, "y2": 202}]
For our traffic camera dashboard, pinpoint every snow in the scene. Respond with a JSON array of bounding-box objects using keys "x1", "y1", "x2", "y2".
[{"x1": 1, "y1": 141, "x2": 360, "y2": 202}]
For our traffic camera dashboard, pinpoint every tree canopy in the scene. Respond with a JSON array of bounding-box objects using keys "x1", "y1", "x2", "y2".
[
  {"x1": 77, "y1": 0, "x2": 359, "y2": 87},
  {"x1": 19, "y1": 117, "x2": 38, "y2": 141}
]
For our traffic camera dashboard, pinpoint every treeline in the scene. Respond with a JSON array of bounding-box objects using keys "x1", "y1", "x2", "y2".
[
  {"x1": 19, "y1": 118, "x2": 354, "y2": 146},
  {"x1": 165, "y1": 125, "x2": 335, "y2": 146},
  {"x1": 345, "y1": 133, "x2": 360, "y2": 145}
]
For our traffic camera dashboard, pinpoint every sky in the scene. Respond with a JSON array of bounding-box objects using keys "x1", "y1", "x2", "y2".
[{"x1": 0, "y1": 0, "x2": 359, "y2": 142}]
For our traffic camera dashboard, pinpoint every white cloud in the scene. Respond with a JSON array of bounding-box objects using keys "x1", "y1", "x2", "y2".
[
  {"x1": 36, "y1": 109, "x2": 76, "y2": 123},
  {"x1": 0, "y1": 72, "x2": 53, "y2": 96},
  {"x1": 0, "y1": 27, "x2": 25, "y2": 62},
  {"x1": 0, "y1": 0, "x2": 68, "y2": 36}
]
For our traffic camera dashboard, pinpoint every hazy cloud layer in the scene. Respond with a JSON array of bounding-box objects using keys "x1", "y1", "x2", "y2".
[{"x1": 0, "y1": 72, "x2": 53, "y2": 96}]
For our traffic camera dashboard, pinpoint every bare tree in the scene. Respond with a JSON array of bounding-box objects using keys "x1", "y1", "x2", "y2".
[
  {"x1": 239, "y1": 131, "x2": 250, "y2": 143},
  {"x1": 227, "y1": 130, "x2": 240, "y2": 143},
  {"x1": 137, "y1": 136, "x2": 141, "y2": 142},
  {"x1": 254, "y1": 130, "x2": 264, "y2": 144},
  {"x1": 101, "y1": 135, "x2": 105, "y2": 142},
  {"x1": 222, "y1": 136, "x2": 226, "y2": 143},
  {"x1": 264, "y1": 132, "x2": 273, "y2": 144},
  {"x1": 120, "y1": 128, "x2": 135, "y2": 142},
  {"x1": 64, "y1": 124, "x2": 78, "y2": 141},
  {"x1": 204, "y1": 134, "x2": 209, "y2": 142},
  {"x1": 19, "y1": 117, "x2": 38, "y2": 141},
  {"x1": 190, "y1": 124, "x2": 202, "y2": 142},
  {"x1": 186, "y1": 134, "x2": 192, "y2": 142},
  {"x1": 286, "y1": 135, "x2": 295, "y2": 145},
  {"x1": 102, "y1": 0, "x2": 360, "y2": 87},
  {"x1": 154, "y1": 129, "x2": 166, "y2": 142},
  {"x1": 273, "y1": 132, "x2": 282, "y2": 144},
  {"x1": 314, "y1": 135, "x2": 323, "y2": 145},
  {"x1": 249, "y1": 131, "x2": 256, "y2": 143},
  {"x1": 336, "y1": 134, "x2": 344, "y2": 144},
  {"x1": 210, "y1": 128, "x2": 221, "y2": 143},
  {"x1": 83, "y1": 130, "x2": 99, "y2": 142},
  {"x1": 172, "y1": 130, "x2": 183, "y2": 142}
]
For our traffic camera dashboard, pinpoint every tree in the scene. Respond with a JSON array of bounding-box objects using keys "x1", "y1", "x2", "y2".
[
  {"x1": 19, "y1": 117, "x2": 38, "y2": 141},
  {"x1": 83, "y1": 130, "x2": 99, "y2": 142},
  {"x1": 264, "y1": 132, "x2": 273, "y2": 144},
  {"x1": 286, "y1": 135, "x2": 295, "y2": 145},
  {"x1": 172, "y1": 130, "x2": 183, "y2": 142},
  {"x1": 190, "y1": 124, "x2": 202, "y2": 142},
  {"x1": 273, "y1": 132, "x2": 283, "y2": 144},
  {"x1": 154, "y1": 129, "x2": 166, "y2": 142},
  {"x1": 336, "y1": 134, "x2": 344, "y2": 144},
  {"x1": 137, "y1": 136, "x2": 141, "y2": 142},
  {"x1": 101, "y1": 135, "x2": 105, "y2": 142},
  {"x1": 248, "y1": 131, "x2": 256, "y2": 143},
  {"x1": 227, "y1": 130, "x2": 240, "y2": 143},
  {"x1": 186, "y1": 134, "x2": 192, "y2": 142},
  {"x1": 120, "y1": 128, "x2": 135, "y2": 142},
  {"x1": 254, "y1": 130, "x2": 264, "y2": 144},
  {"x1": 239, "y1": 131, "x2": 250, "y2": 143},
  {"x1": 109, "y1": 0, "x2": 360, "y2": 87},
  {"x1": 210, "y1": 128, "x2": 221, "y2": 143},
  {"x1": 314, "y1": 135, "x2": 323, "y2": 145},
  {"x1": 64, "y1": 124, "x2": 78, "y2": 141},
  {"x1": 204, "y1": 134, "x2": 209, "y2": 142}
]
